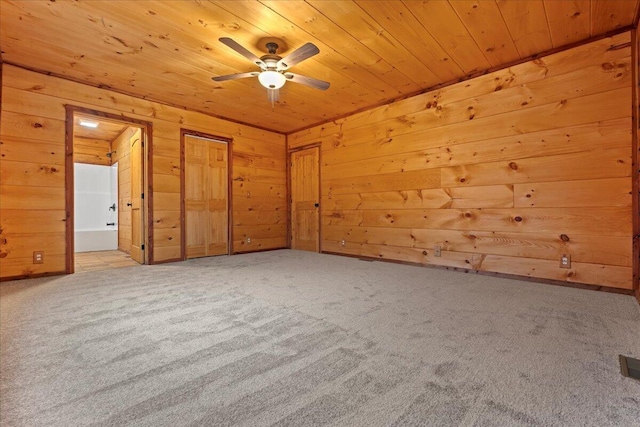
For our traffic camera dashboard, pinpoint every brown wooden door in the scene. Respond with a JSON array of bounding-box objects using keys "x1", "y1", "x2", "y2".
[
  {"x1": 290, "y1": 147, "x2": 320, "y2": 252},
  {"x1": 130, "y1": 129, "x2": 144, "y2": 263},
  {"x1": 185, "y1": 135, "x2": 228, "y2": 259}
]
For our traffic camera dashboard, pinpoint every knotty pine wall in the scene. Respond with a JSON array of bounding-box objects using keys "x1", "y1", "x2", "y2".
[
  {"x1": 0, "y1": 65, "x2": 286, "y2": 279},
  {"x1": 289, "y1": 32, "x2": 634, "y2": 290}
]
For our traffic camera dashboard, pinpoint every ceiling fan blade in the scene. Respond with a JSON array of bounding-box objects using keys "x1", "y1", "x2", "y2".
[
  {"x1": 277, "y1": 43, "x2": 320, "y2": 70},
  {"x1": 212, "y1": 72, "x2": 259, "y2": 82},
  {"x1": 284, "y1": 73, "x2": 330, "y2": 91},
  {"x1": 219, "y1": 37, "x2": 266, "y2": 68}
]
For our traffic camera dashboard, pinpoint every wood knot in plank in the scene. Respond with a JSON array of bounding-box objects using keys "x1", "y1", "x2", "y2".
[
  {"x1": 33, "y1": 123, "x2": 43, "y2": 128},
  {"x1": 40, "y1": 166, "x2": 58, "y2": 173},
  {"x1": 560, "y1": 234, "x2": 570, "y2": 242},
  {"x1": 508, "y1": 162, "x2": 518, "y2": 170},
  {"x1": 513, "y1": 216, "x2": 523, "y2": 222}
]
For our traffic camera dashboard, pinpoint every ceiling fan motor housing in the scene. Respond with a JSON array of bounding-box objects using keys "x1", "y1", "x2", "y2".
[{"x1": 260, "y1": 54, "x2": 282, "y2": 71}]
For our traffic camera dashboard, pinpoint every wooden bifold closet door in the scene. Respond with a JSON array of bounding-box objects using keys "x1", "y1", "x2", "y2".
[{"x1": 185, "y1": 135, "x2": 228, "y2": 259}]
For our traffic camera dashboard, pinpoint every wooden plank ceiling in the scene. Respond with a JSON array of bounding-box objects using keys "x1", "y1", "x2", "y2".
[
  {"x1": 74, "y1": 115, "x2": 130, "y2": 144},
  {"x1": 1, "y1": 0, "x2": 637, "y2": 134}
]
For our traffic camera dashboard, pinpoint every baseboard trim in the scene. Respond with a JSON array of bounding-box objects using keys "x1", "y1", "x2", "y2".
[
  {"x1": 321, "y1": 251, "x2": 635, "y2": 297},
  {"x1": 233, "y1": 246, "x2": 288, "y2": 255},
  {"x1": 0, "y1": 270, "x2": 67, "y2": 282},
  {"x1": 150, "y1": 257, "x2": 181, "y2": 265}
]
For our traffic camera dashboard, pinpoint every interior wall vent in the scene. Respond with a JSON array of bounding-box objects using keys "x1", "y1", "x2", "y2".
[{"x1": 619, "y1": 355, "x2": 640, "y2": 381}]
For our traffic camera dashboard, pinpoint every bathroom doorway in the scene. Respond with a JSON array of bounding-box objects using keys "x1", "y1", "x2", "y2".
[{"x1": 65, "y1": 107, "x2": 152, "y2": 273}]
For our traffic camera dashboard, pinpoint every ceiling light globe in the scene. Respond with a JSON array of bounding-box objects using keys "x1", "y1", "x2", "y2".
[{"x1": 258, "y1": 71, "x2": 286, "y2": 89}]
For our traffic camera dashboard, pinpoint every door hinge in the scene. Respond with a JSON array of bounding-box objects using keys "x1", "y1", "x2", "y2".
[{"x1": 141, "y1": 244, "x2": 145, "y2": 250}]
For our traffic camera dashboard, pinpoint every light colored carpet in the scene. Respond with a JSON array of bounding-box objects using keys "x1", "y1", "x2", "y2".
[{"x1": 1, "y1": 249, "x2": 639, "y2": 427}]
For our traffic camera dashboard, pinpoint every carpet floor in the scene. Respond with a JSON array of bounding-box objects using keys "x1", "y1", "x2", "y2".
[{"x1": 1, "y1": 249, "x2": 639, "y2": 427}]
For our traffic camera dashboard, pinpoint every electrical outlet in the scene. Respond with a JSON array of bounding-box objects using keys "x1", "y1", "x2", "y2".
[
  {"x1": 341, "y1": 239, "x2": 346, "y2": 247},
  {"x1": 33, "y1": 251, "x2": 44, "y2": 264},
  {"x1": 434, "y1": 245, "x2": 442, "y2": 257},
  {"x1": 247, "y1": 237, "x2": 251, "y2": 244},
  {"x1": 560, "y1": 254, "x2": 571, "y2": 268}
]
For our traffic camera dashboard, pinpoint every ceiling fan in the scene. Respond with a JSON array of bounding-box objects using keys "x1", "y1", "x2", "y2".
[{"x1": 212, "y1": 37, "x2": 330, "y2": 106}]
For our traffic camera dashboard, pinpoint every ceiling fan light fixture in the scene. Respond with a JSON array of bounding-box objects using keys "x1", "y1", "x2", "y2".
[{"x1": 258, "y1": 70, "x2": 286, "y2": 90}]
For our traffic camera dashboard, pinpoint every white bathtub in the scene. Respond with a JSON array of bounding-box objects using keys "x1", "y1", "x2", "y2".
[
  {"x1": 74, "y1": 163, "x2": 119, "y2": 253},
  {"x1": 75, "y1": 229, "x2": 118, "y2": 253}
]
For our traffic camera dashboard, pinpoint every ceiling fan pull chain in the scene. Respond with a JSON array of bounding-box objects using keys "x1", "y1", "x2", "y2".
[{"x1": 268, "y1": 88, "x2": 279, "y2": 109}]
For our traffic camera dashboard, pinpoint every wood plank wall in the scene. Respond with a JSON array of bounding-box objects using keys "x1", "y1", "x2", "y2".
[
  {"x1": 0, "y1": 65, "x2": 286, "y2": 279},
  {"x1": 289, "y1": 32, "x2": 634, "y2": 290},
  {"x1": 73, "y1": 136, "x2": 111, "y2": 166}
]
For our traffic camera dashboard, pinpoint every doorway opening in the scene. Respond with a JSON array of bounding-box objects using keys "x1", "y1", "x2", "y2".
[
  {"x1": 181, "y1": 131, "x2": 232, "y2": 259},
  {"x1": 65, "y1": 107, "x2": 152, "y2": 273}
]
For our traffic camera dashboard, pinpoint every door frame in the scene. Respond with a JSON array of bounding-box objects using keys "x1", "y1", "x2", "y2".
[
  {"x1": 632, "y1": 28, "x2": 640, "y2": 303},
  {"x1": 287, "y1": 143, "x2": 322, "y2": 252},
  {"x1": 180, "y1": 129, "x2": 233, "y2": 260},
  {"x1": 64, "y1": 105, "x2": 153, "y2": 273}
]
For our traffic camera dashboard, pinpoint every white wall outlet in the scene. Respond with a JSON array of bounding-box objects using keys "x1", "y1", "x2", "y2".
[
  {"x1": 434, "y1": 245, "x2": 442, "y2": 257},
  {"x1": 560, "y1": 254, "x2": 571, "y2": 268}
]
